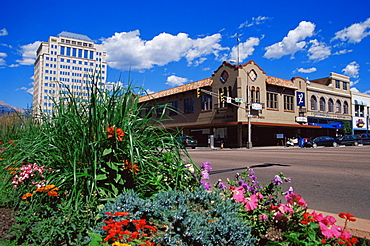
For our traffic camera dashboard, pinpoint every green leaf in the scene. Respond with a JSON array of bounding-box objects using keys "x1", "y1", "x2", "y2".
[
  {"x1": 106, "y1": 161, "x2": 119, "y2": 172},
  {"x1": 102, "y1": 148, "x2": 112, "y2": 156},
  {"x1": 95, "y1": 174, "x2": 107, "y2": 181}
]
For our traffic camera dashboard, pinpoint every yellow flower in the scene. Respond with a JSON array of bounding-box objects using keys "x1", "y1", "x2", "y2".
[{"x1": 112, "y1": 242, "x2": 130, "y2": 246}]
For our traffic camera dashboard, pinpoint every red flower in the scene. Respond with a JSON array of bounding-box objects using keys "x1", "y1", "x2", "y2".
[
  {"x1": 339, "y1": 213, "x2": 356, "y2": 222},
  {"x1": 106, "y1": 126, "x2": 125, "y2": 141},
  {"x1": 114, "y1": 212, "x2": 130, "y2": 216}
]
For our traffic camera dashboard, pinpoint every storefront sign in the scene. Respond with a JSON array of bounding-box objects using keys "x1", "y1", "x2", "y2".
[
  {"x1": 296, "y1": 92, "x2": 305, "y2": 106},
  {"x1": 252, "y1": 103, "x2": 262, "y2": 110},
  {"x1": 296, "y1": 117, "x2": 308, "y2": 123}
]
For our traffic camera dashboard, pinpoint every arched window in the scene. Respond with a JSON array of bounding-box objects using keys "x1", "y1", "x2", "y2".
[
  {"x1": 255, "y1": 87, "x2": 260, "y2": 103},
  {"x1": 251, "y1": 86, "x2": 255, "y2": 103},
  {"x1": 310, "y1": 95, "x2": 317, "y2": 110},
  {"x1": 328, "y1": 99, "x2": 334, "y2": 112},
  {"x1": 335, "y1": 100, "x2": 342, "y2": 113},
  {"x1": 319, "y1": 97, "x2": 326, "y2": 112},
  {"x1": 343, "y1": 101, "x2": 349, "y2": 114}
]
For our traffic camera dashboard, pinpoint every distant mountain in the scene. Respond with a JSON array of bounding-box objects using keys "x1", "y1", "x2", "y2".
[{"x1": 0, "y1": 101, "x2": 25, "y2": 115}]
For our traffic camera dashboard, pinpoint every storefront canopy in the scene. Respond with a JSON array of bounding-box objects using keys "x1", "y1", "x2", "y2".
[{"x1": 308, "y1": 122, "x2": 343, "y2": 129}]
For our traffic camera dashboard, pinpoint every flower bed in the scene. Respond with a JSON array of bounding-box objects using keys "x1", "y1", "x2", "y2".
[{"x1": 0, "y1": 83, "x2": 367, "y2": 245}]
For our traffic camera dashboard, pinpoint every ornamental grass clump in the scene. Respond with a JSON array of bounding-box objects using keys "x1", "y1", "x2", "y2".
[
  {"x1": 96, "y1": 187, "x2": 256, "y2": 246},
  {"x1": 0, "y1": 80, "x2": 201, "y2": 245}
]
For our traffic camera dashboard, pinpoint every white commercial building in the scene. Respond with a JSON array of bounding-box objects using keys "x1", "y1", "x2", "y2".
[
  {"x1": 32, "y1": 31, "x2": 107, "y2": 114},
  {"x1": 351, "y1": 91, "x2": 370, "y2": 134}
]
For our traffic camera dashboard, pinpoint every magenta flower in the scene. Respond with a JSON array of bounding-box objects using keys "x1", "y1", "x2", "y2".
[
  {"x1": 258, "y1": 213, "x2": 268, "y2": 220},
  {"x1": 244, "y1": 194, "x2": 258, "y2": 211},
  {"x1": 230, "y1": 186, "x2": 245, "y2": 202},
  {"x1": 317, "y1": 215, "x2": 342, "y2": 238},
  {"x1": 281, "y1": 204, "x2": 294, "y2": 213}
]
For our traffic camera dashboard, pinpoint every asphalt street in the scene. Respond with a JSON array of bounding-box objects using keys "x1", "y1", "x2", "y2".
[{"x1": 187, "y1": 145, "x2": 370, "y2": 220}]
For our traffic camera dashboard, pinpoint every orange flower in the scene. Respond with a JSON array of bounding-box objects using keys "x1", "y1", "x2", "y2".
[
  {"x1": 47, "y1": 190, "x2": 58, "y2": 197},
  {"x1": 123, "y1": 159, "x2": 140, "y2": 174},
  {"x1": 106, "y1": 126, "x2": 125, "y2": 141},
  {"x1": 22, "y1": 193, "x2": 34, "y2": 199},
  {"x1": 35, "y1": 185, "x2": 59, "y2": 197},
  {"x1": 9, "y1": 171, "x2": 17, "y2": 175}
]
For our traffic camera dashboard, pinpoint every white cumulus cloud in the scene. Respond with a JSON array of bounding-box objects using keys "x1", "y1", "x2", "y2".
[
  {"x1": 0, "y1": 28, "x2": 8, "y2": 36},
  {"x1": 296, "y1": 67, "x2": 317, "y2": 73},
  {"x1": 0, "y1": 52, "x2": 7, "y2": 66},
  {"x1": 333, "y1": 17, "x2": 370, "y2": 43},
  {"x1": 342, "y1": 61, "x2": 360, "y2": 78},
  {"x1": 166, "y1": 75, "x2": 188, "y2": 86},
  {"x1": 103, "y1": 30, "x2": 225, "y2": 70},
  {"x1": 230, "y1": 37, "x2": 260, "y2": 63},
  {"x1": 307, "y1": 39, "x2": 331, "y2": 61},
  {"x1": 264, "y1": 21, "x2": 315, "y2": 59},
  {"x1": 16, "y1": 41, "x2": 41, "y2": 65},
  {"x1": 239, "y1": 16, "x2": 270, "y2": 28}
]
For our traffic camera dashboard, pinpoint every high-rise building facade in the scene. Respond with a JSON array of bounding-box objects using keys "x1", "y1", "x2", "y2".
[{"x1": 33, "y1": 31, "x2": 107, "y2": 114}]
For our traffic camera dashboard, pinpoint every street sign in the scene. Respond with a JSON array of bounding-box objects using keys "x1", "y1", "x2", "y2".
[
  {"x1": 235, "y1": 98, "x2": 244, "y2": 103},
  {"x1": 226, "y1": 97, "x2": 232, "y2": 103}
]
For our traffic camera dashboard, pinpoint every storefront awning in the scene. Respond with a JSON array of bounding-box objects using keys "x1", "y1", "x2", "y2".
[
  {"x1": 354, "y1": 100, "x2": 367, "y2": 106},
  {"x1": 308, "y1": 122, "x2": 343, "y2": 129}
]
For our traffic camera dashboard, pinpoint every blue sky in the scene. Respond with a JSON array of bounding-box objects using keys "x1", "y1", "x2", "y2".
[{"x1": 1, "y1": 0, "x2": 370, "y2": 109}]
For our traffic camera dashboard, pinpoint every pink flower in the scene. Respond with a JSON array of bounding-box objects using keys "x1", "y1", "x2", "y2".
[
  {"x1": 281, "y1": 204, "x2": 294, "y2": 213},
  {"x1": 286, "y1": 193, "x2": 307, "y2": 206},
  {"x1": 319, "y1": 215, "x2": 342, "y2": 238},
  {"x1": 244, "y1": 194, "x2": 258, "y2": 211},
  {"x1": 258, "y1": 213, "x2": 268, "y2": 220},
  {"x1": 230, "y1": 186, "x2": 245, "y2": 202}
]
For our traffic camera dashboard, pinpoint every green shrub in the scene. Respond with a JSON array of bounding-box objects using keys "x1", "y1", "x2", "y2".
[{"x1": 98, "y1": 187, "x2": 256, "y2": 246}]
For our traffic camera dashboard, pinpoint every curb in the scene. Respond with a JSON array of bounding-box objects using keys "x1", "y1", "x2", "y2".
[{"x1": 308, "y1": 209, "x2": 370, "y2": 240}]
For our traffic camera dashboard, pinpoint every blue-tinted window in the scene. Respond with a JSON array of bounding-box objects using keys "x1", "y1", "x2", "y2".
[
  {"x1": 60, "y1": 46, "x2": 65, "y2": 55},
  {"x1": 72, "y1": 48, "x2": 77, "y2": 57},
  {"x1": 89, "y1": 51, "x2": 94, "y2": 60},
  {"x1": 84, "y1": 50, "x2": 88, "y2": 59},
  {"x1": 78, "y1": 49, "x2": 82, "y2": 58},
  {"x1": 66, "y1": 47, "x2": 71, "y2": 56}
]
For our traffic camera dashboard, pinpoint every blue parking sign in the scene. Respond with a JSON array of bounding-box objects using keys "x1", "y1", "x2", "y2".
[{"x1": 296, "y1": 92, "x2": 305, "y2": 106}]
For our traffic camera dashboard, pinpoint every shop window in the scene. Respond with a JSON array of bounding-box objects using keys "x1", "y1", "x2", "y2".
[
  {"x1": 284, "y1": 95, "x2": 294, "y2": 111},
  {"x1": 335, "y1": 80, "x2": 340, "y2": 89},
  {"x1": 335, "y1": 100, "x2": 342, "y2": 113},
  {"x1": 201, "y1": 95, "x2": 212, "y2": 111},
  {"x1": 328, "y1": 99, "x2": 334, "y2": 113},
  {"x1": 310, "y1": 95, "x2": 317, "y2": 110},
  {"x1": 184, "y1": 98, "x2": 194, "y2": 113},
  {"x1": 266, "y1": 92, "x2": 278, "y2": 109},
  {"x1": 343, "y1": 101, "x2": 349, "y2": 114},
  {"x1": 319, "y1": 97, "x2": 326, "y2": 112}
]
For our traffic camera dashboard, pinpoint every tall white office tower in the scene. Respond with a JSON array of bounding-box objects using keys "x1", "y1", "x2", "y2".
[{"x1": 32, "y1": 31, "x2": 107, "y2": 115}]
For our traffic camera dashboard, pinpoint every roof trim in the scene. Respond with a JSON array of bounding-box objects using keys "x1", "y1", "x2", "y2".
[
  {"x1": 139, "y1": 77, "x2": 213, "y2": 103},
  {"x1": 57, "y1": 31, "x2": 92, "y2": 42},
  {"x1": 266, "y1": 76, "x2": 298, "y2": 89}
]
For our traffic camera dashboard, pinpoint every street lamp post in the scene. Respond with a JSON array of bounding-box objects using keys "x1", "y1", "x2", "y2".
[
  {"x1": 246, "y1": 71, "x2": 252, "y2": 149},
  {"x1": 230, "y1": 60, "x2": 252, "y2": 149}
]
